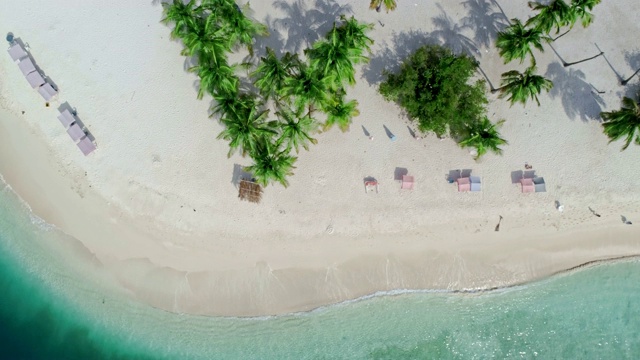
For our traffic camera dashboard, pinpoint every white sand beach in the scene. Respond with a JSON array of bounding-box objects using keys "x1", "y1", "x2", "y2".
[{"x1": 1, "y1": 0, "x2": 639, "y2": 316}]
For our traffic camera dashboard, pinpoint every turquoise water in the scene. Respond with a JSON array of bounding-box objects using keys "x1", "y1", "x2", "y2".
[{"x1": 0, "y1": 180, "x2": 639, "y2": 359}]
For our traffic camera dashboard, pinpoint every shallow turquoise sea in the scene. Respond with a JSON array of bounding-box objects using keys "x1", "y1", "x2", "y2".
[{"x1": 0, "y1": 179, "x2": 639, "y2": 359}]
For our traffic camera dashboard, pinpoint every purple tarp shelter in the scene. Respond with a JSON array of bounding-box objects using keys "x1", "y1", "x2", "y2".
[
  {"x1": 8, "y1": 43, "x2": 27, "y2": 62},
  {"x1": 57, "y1": 109, "x2": 76, "y2": 128},
  {"x1": 67, "y1": 123, "x2": 85, "y2": 142},
  {"x1": 18, "y1": 58, "x2": 36, "y2": 76},
  {"x1": 25, "y1": 71, "x2": 45, "y2": 88},
  {"x1": 38, "y1": 83, "x2": 57, "y2": 101},
  {"x1": 76, "y1": 137, "x2": 96, "y2": 156}
]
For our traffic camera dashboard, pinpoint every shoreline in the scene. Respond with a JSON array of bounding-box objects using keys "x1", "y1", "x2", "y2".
[{"x1": 1, "y1": 0, "x2": 639, "y2": 317}]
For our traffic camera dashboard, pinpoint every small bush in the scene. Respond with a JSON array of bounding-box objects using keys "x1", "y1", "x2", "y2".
[{"x1": 379, "y1": 45, "x2": 487, "y2": 138}]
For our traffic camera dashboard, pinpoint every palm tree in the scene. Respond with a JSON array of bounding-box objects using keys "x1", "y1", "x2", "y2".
[
  {"x1": 496, "y1": 66, "x2": 553, "y2": 106},
  {"x1": 496, "y1": 18, "x2": 550, "y2": 65},
  {"x1": 251, "y1": 48, "x2": 300, "y2": 100},
  {"x1": 306, "y1": 24, "x2": 357, "y2": 88},
  {"x1": 245, "y1": 139, "x2": 297, "y2": 187},
  {"x1": 459, "y1": 117, "x2": 508, "y2": 160},
  {"x1": 180, "y1": 24, "x2": 231, "y2": 66},
  {"x1": 570, "y1": 0, "x2": 601, "y2": 28},
  {"x1": 215, "y1": 2, "x2": 268, "y2": 55},
  {"x1": 322, "y1": 94, "x2": 360, "y2": 132},
  {"x1": 210, "y1": 88, "x2": 257, "y2": 119},
  {"x1": 369, "y1": 0, "x2": 397, "y2": 13},
  {"x1": 526, "y1": 0, "x2": 572, "y2": 35},
  {"x1": 161, "y1": 0, "x2": 201, "y2": 39},
  {"x1": 335, "y1": 15, "x2": 374, "y2": 61},
  {"x1": 275, "y1": 104, "x2": 319, "y2": 153},
  {"x1": 281, "y1": 63, "x2": 328, "y2": 115},
  {"x1": 217, "y1": 102, "x2": 278, "y2": 157},
  {"x1": 600, "y1": 94, "x2": 640, "y2": 151},
  {"x1": 189, "y1": 60, "x2": 238, "y2": 99}
]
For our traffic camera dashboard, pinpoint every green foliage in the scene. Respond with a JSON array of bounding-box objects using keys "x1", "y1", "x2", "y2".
[
  {"x1": 161, "y1": 0, "x2": 200, "y2": 39},
  {"x1": 570, "y1": 0, "x2": 601, "y2": 28},
  {"x1": 251, "y1": 48, "x2": 300, "y2": 100},
  {"x1": 282, "y1": 62, "x2": 329, "y2": 112},
  {"x1": 496, "y1": 18, "x2": 549, "y2": 65},
  {"x1": 245, "y1": 139, "x2": 297, "y2": 188},
  {"x1": 600, "y1": 94, "x2": 640, "y2": 151},
  {"x1": 275, "y1": 104, "x2": 319, "y2": 153},
  {"x1": 498, "y1": 66, "x2": 553, "y2": 106},
  {"x1": 459, "y1": 118, "x2": 508, "y2": 160},
  {"x1": 323, "y1": 93, "x2": 360, "y2": 132},
  {"x1": 216, "y1": 98, "x2": 278, "y2": 157},
  {"x1": 369, "y1": 0, "x2": 397, "y2": 12},
  {"x1": 527, "y1": 0, "x2": 573, "y2": 34},
  {"x1": 379, "y1": 45, "x2": 487, "y2": 138}
]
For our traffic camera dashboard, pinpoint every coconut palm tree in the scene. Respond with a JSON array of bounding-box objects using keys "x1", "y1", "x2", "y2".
[
  {"x1": 281, "y1": 63, "x2": 328, "y2": 115},
  {"x1": 251, "y1": 48, "x2": 300, "y2": 100},
  {"x1": 189, "y1": 60, "x2": 238, "y2": 100},
  {"x1": 335, "y1": 15, "x2": 374, "y2": 61},
  {"x1": 246, "y1": 139, "x2": 297, "y2": 187},
  {"x1": 496, "y1": 18, "x2": 550, "y2": 65},
  {"x1": 275, "y1": 104, "x2": 319, "y2": 153},
  {"x1": 217, "y1": 102, "x2": 278, "y2": 157},
  {"x1": 306, "y1": 24, "x2": 357, "y2": 88},
  {"x1": 459, "y1": 117, "x2": 508, "y2": 160},
  {"x1": 215, "y1": 2, "x2": 268, "y2": 55},
  {"x1": 210, "y1": 88, "x2": 258, "y2": 119},
  {"x1": 369, "y1": 0, "x2": 397, "y2": 13},
  {"x1": 322, "y1": 94, "x2": 360, "y2": 132},
  {"x1": 526, "y1": 0, "x2": 573, "y2": 35},
  {"x1": 161, "y1": 0, "x2": 201, "y2": 39},
  {"x1": 570, "y1": 0, "x2": 601, "y2": 28},
  {"x1": 180, "y1": 24, "x2": 231, "y2": 66},
  {"x1": 600, "y1": 94, "x2": 640, "y2": 151},
  {"x1": 496, "y1": 66, "x2": 553, "y2": 106}
]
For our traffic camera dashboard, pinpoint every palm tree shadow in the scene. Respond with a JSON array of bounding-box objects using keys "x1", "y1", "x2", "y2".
[
  {"x1": 361, "y1": 30, "x2": 438, "y2": 85},
  {"x1": 545, "y1": 62, "x2": 605, "y2": 122},
  {"x1": 431, "y1": 4, "x2": 479, "y2": 57},
  {"x1": 461, "y1": 0, "x2": 509, "y2": 49},
  {"x1": 252, "y1": 14, "x2": 287, "y2": 59},
  {"x1": 272, "y1": 0, "x2": 351, "y2": 55}
]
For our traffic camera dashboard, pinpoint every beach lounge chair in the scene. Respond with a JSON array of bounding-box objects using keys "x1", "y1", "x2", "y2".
[
  {"x1": 7, "y1": 43, "x2": 27, "y2": 62},
  {"x1": 18, "y1": 58, "x2": 36, "y2": 76},
  {"x1": 38, "y1": 83, "x2": 57, "y2": 101},
  {"x1": 25, "y1": 71, "x2": 45, "y2": 88},
  {"x1": 57, "y1": 109, "x2": 76, "y2": 128},
  {"x1": 520, "y1": 178, "x2": 535, "y2": 193},
  {"x1": 76, "y1": 136, "x2": 96, "y2": 156},
  {"x1": 364, "y1": 180, "x2": 379, "y2": 193},
  {"x1": 67, "y1": 123, "x2": 85, "y2": 142},
  {"x1": 533, "y1": 177, "x2": 546, "y2": 192},
  {"x1": 469, "y1": 176, "x2": 481, "y2": 192},
  {"x1": 401, "y1": 175, "x2": 414, "y2": 190}
]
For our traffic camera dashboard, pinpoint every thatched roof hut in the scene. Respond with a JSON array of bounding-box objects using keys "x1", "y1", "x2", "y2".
[{"x1": 238, "y1": 179, "x2": 262, "y2": 203}]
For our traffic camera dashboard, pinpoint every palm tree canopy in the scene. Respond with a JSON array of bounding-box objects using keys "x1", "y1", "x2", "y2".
[
  {"x1": 369, "y1": 0, "x2": 397, "y2": 12},
  {"x1": 335, "y1": 15, "x2": 374, "y2": 61},
  {"x1": 496, "y1": 18, "x2": 550, "y2": 65},
  {"x1": 217, "y1": 102, "x2": 278, "y2": 157},
  {"x1": 245, "y1": 139, "x2": 297, "y2": 188},
  {"x1": 570, "y1": 0, "x2": 602, "y2": 28},
  {"x1": 498, "y1": 66, "x2": 553, "y2": 106},
  {"x1": 526, "y1": 0, "x2": 573, "y2": 34},
  {"x1": 282, "y1": 63, "x2": 328, "y2": 111},
  {"x1": 600, "y1": 95, "x2": 640, "y2": 150},
  {"x1": 459, "y1": 117, "x2": 508, "y2": 159},
  {"x1": 190, "y1": 60, "x2": 238, "y2": 99},
  {"x1": 251, "y1": 48, "x2": 300, "y2": 99},
  {"x1": 275, "y1": 104, "x2": 319, "y2": 153},
  {"x1": 322, "y1": 94, "x2": 360, "y2": 132},
  {"x1": 306, "y1": 24, "x2": 357, "y2": 88},
  {"x1": 162, "y1": 0, "x2": 201, "y2": 39}
]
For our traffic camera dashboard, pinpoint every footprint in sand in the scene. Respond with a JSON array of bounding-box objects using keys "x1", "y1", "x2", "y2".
[{"x1": 326, "y1": 225, "x2": 334, "y2": 234}]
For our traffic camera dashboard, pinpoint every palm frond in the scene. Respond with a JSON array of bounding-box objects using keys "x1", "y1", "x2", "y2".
[{"x1": 600, "y1": 95, "x2": 640, "y2": 150}]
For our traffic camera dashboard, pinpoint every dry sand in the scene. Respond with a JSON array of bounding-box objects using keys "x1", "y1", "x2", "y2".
[{"x1": 0, "y1": 0, "x2": 639, "y2": 316}]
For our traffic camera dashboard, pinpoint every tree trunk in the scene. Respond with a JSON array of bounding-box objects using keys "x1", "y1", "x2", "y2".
[
  {"x1": 563, "y1": 51, "x2": 604, "y2": 67},
  {"x1": 551, "y1": 28, "x2": 571, "y2": 42},
  {"x1": 621, "y1": 67, "x2": 640, "y2": 86}
]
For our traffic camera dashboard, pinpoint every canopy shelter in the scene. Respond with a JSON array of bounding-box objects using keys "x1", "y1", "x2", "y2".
[
  {"x1": 76, "y1": 137, "x2": 96, "y2": 156},
  {"x1": 238, "y1": 179, "x2": 262, "y2": 203},
  {"x1": 25, "y1": 71, "x2": 45, "y2": 88},
  {"x1": 456, "y1": 176, "x2": 481, "y2": 192},
  {"x1": 401, "y1": 175, "x2": 414, "y2": 190},
  {"x1": 67, "y1": 123, "x2": 86, "y2": 142},
  {"x1": 38, "y1": 83, "x2": 57, "y2": 101},
  {"x1": 18, "y1": 58, "x2": 36, "y2": 76},
  {"x1": 364, "y1": 180, "x2": 379, "y2": 193},
  {"x1": 521, "y1": 177, "x2": 546, "y2": 193},
  {"x1": 57, "y1": 109, "x2": 76, "y2": 128},
  {"x1": 8, "y1": 43, "x2": 27, "y2": 62}
]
